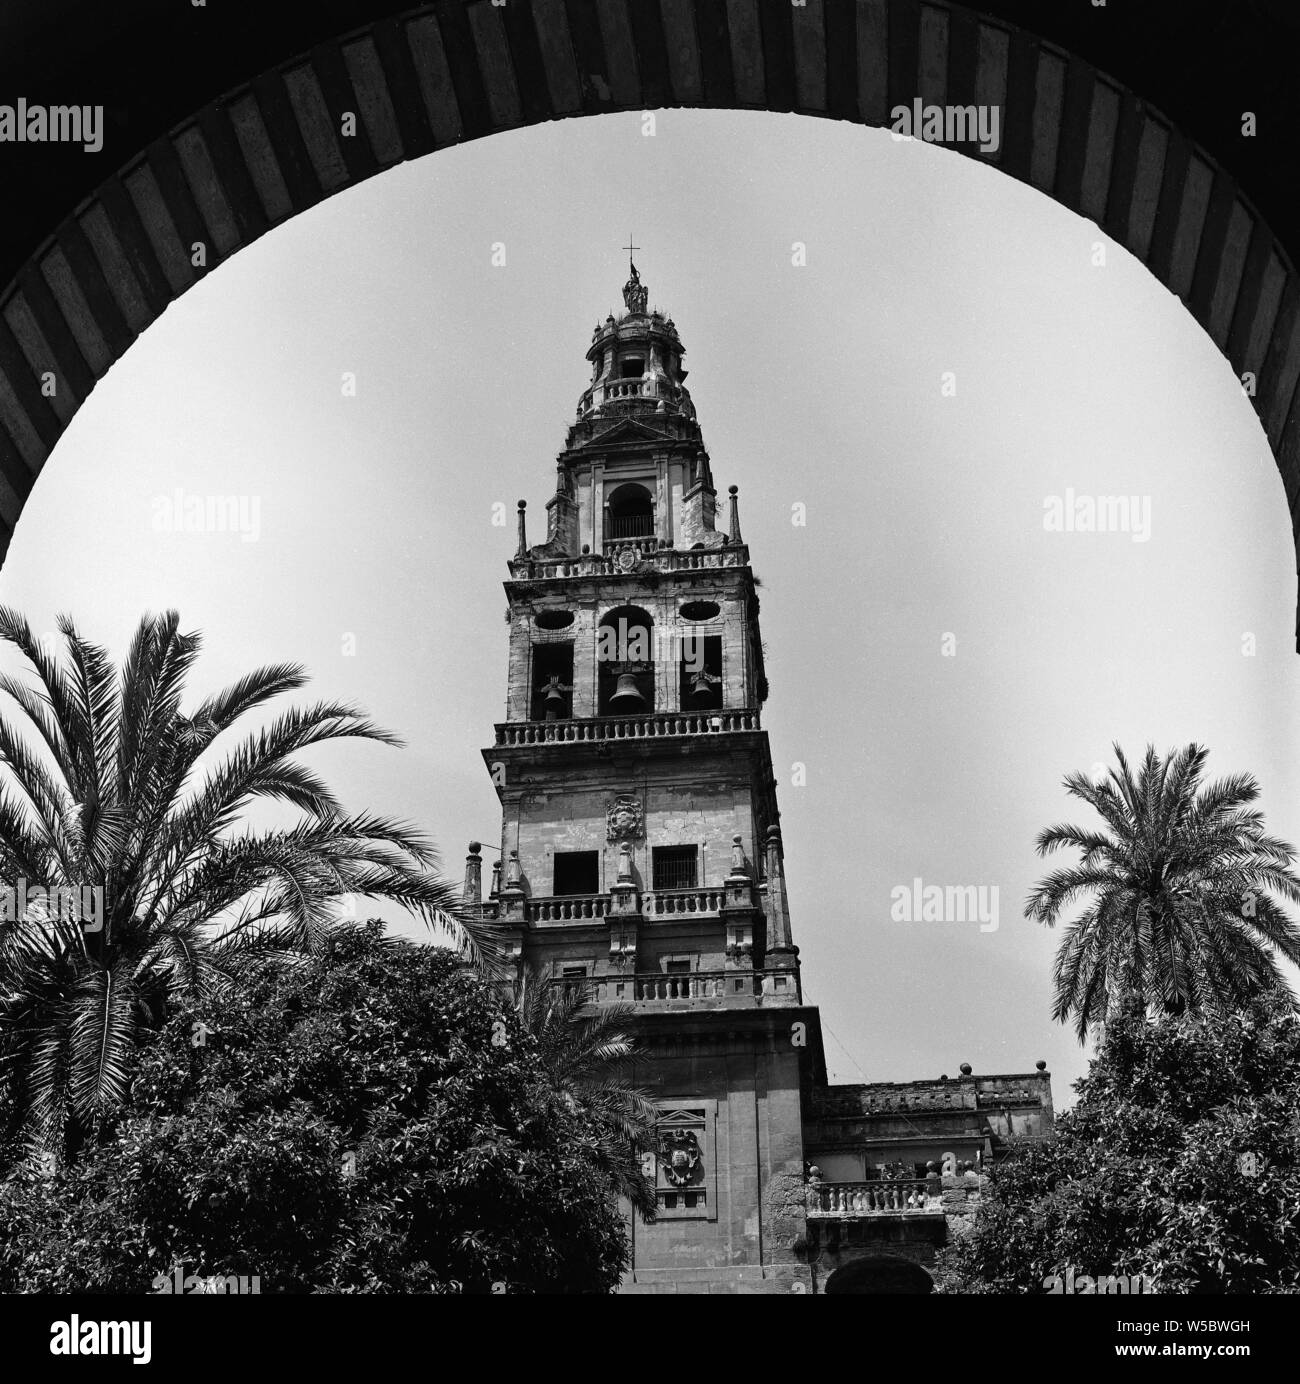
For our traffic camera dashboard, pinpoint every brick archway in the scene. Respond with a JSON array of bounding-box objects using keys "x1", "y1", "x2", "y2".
[{"x1": 4, "y1": 1, "x2": 1299, "y2": 636}]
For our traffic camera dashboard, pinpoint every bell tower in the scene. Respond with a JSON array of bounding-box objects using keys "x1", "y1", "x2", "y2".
[{"x1": 476, "y1": 258, "x2": 824, "y2": 1292}]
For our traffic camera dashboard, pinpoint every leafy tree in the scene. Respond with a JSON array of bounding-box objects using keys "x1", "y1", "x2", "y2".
[
  {"x1": 1026, "y1": 742, "x2": 1300, "y2": 1040},
  {"x1": 935, "y1": 1000, "x2": 1300, "y2": 1294},
  {"x1": 0, "y1": 609, "x2": 494, "y2": 1158},
  {"x1": 0, "y1": 924, "x2": 646, "y2": 1293}
]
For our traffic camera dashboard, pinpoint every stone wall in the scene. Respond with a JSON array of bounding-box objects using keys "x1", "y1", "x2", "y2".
[{"x1": 621, "y1": 1020, "x2": 815, "y2": 1294}]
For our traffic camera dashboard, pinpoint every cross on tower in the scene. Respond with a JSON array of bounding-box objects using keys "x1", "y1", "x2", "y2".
[{"x1": 624, "y1": 236, "x2": 640, "y2": 270}]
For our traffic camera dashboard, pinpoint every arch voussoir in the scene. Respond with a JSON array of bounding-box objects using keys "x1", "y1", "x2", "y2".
[{"x1": 0, "y1": 0, "x2": 1296, "y2": 636}]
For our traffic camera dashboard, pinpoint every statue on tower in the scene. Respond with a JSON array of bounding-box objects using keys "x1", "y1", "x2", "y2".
[{"x1": 623, "y1": 261, "x2": 648, "y2": 315}]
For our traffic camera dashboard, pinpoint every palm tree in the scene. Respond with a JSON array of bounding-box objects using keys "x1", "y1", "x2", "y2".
[
  {"x1": 0, "y1": 608, "x2": 497, "y2": 1157},
  {"x1": 516, "y1": 968, "x2": 658, "y2": 1219},
  {"x1": 1026, "y1": 742, "x2": 1300, "y2": 1041}
]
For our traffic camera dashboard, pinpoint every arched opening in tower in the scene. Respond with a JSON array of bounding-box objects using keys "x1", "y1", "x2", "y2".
[
  {"x1": 606, "y1": 482, "x2": 655, "y2": 540},
  {"x1": 597, "y1": 605, "x2": 655, "y2": 715},
  {"x1": 531, "y1": 641, "x2": 574, "y2": 721},
  {"x1": 679, "y1": 633, "x2": 723, "y2": 710}
]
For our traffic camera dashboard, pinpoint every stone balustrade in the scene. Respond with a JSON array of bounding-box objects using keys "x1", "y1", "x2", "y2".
[
  {"x1": 635, "y1": 970, "x2": 753, "y2": 1002},
  {"x1": 602, "y1": 379, "x2": 647, "y2": 400},
  {"x1": 527, "y1": 894, "x2": 609, "y2": 922},
  {"x1": 495, "y1": 709, "x2": 759, "y2": 745},
  {"x1": 508, "y1": 545, "x2": 750, "y2": 581},
  {"x1": 642, "y1": 888, "x2": 727, "y2": 916},
  {"x1": 805, "y1": 1180, "x2": 940, "y2": 1217},
  {"x1": 520, "y1": 888, "x2": 731, "y2": 924},
  {"x1": 541, "y1": 969, "x2": 762, "y2": 1006}
]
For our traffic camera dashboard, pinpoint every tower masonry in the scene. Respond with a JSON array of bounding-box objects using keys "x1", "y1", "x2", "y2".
[{"x1": 467, "y1": 262, "x2": 1054, "y2": 1293}]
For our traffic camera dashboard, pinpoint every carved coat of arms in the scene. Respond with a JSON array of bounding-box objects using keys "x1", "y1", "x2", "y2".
[
  {"x1": 606, "y1": 794, "x2": 644, "y2": 842},
  {"x1": 660, "y1": 1130, "x2": 703, "y2": 1186}
]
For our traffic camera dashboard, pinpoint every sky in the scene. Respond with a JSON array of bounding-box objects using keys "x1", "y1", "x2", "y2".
[{"x1": 1, "y1": 108, "x2": 1297, "y2": 1104}]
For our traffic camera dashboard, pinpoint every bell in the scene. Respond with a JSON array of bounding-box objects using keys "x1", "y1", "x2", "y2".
[
  {"x1": 543, "y1": 683, "x2": 565, "y2": 719},
  {"x1": 689, "y1": 671, "x2": 716, "y2": 706},
  {"x1": 609, "y1": 671, "x2": 646, "y2": 711}
]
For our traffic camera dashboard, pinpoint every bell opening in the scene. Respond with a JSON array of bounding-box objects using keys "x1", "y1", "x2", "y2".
[
  {"x1": 598, "y1": 607, "x2": 656, "y2": 715},
  {"x1": 679, "y1": 634, "x2": 723, "y2": 710},
  {"x1": 532, "y1": 641, "x2": 574, "y2": 721}
]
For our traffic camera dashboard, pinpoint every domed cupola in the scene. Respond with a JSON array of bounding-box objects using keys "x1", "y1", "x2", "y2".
[{"x1": 576, "y1": 258, "x2": 696, "y2": 428}]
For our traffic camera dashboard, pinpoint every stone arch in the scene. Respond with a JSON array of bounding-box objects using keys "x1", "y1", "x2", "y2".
[
  {"x1": 597, "y1": 604, "x2": 655, "y2": 713},
  {"x1": 4, "y1": 2, "x2": 1300, "y2": 637},
  {"x1": 824, "y1": 1255, "x2": 935, "y2": 1294}
]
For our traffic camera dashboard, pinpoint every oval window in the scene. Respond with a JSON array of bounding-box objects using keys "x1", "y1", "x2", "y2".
[
  {"x1": 535, "y1": 610, "x2": 575, "y2": 630},
  {"x1": 680, "y1": 600, "x2": 720, "y2": 621}
]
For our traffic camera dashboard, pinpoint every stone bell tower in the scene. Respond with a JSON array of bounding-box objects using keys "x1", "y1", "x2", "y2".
[{"x1": 472, "y1": 258, "x2": 825, "y2": 1293}]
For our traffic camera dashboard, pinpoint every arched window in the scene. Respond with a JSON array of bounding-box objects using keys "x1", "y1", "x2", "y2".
[
  {"x1": 597, "y1": 605, "x2": 655, "y2": 715},
  {"x1": 606, "y1": 482, "x2": 654, "y2": 539}
]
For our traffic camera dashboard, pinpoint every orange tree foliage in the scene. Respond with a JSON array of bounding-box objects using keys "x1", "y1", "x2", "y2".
[{"x1": 0, "y1": 923, "x2": 640, "y2": 1293}]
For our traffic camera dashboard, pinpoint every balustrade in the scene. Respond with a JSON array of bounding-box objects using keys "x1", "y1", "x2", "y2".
[
  {"x1": 495, "y1": 709, "x2": 758, "y2": 746},
  {"x1": 805, "y1": 1180, "x2": 938, "y2": 1216},
  {"x1": 635, "y1": 970, "x2": 750, "y2": 1001},
  {"x1": 542, "y1": 969, "x2": 760, "y2": 1005},
  {"x1": 509, "y1": 546, "x2": 749, "y2": 580},
  {"x1": 527, "y1": 894, "x2": 609, "y2": 922},
  {"x1": 643, "y1": 888, "x2": 726, "y2": 915}
]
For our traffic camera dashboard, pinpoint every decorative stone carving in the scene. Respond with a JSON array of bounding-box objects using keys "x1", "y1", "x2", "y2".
[
  {"x1": 728, "y1": 833, "x2": 748, "y2": 878},
  {"x1": 660, "y1": 1129, "x2": 702, "y2": 1186},
  {"x1": 606, "y1": 794, "x2": 644, "y2": 842}
]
